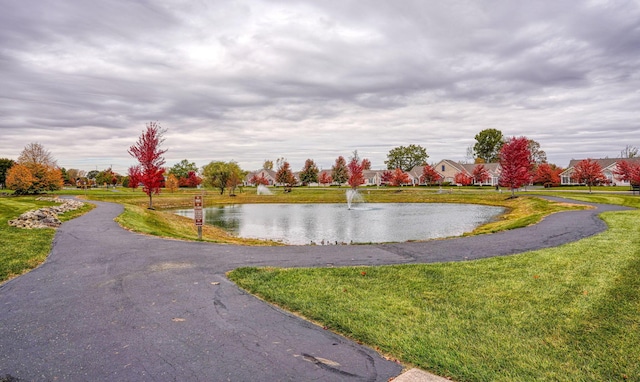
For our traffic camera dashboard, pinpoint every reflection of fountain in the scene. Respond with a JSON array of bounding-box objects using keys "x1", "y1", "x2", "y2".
[
  {"x1": 346, "y1": 189, "x2": 364, "y2": 210},
  {"x1": 257, "y1": 184, "x2": 273, "y2": 195}
]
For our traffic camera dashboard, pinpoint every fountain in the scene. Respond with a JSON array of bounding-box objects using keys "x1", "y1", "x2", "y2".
[
  {"x1": 346, "y1": 189, "x2": 363, "y2": 210},
  {"x1": 257, "y1": 184, "x2": 273, "y2": 195}
]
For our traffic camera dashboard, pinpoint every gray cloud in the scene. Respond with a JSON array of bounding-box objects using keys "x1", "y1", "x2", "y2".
[{"x1": 1, "y1": 0, "x2": 639, "y2": 174}]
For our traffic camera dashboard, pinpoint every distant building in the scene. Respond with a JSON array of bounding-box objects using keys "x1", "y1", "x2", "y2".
[{"x1": 560, "y1": 158, "x2": 640, "y2": 186}]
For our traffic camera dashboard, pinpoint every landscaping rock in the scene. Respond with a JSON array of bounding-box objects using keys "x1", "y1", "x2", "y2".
[{"x1": 8, "y1": 197, "x2": 84, "y2": 229}]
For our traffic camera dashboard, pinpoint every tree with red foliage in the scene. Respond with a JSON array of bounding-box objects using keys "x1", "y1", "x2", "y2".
[
  {"x1": 319, "y1": 171, "x2": 332, "y2": 186},
  {"x1": 572, "y1": 159, "x2": 607, "y2": 193},
  {"x1": 250, "y1": 173, "x2": 269, "y2": 186},
  {"x1": 472, "y1": 164, "x2": 490, "y2": 186},
  {"x1": 614, "y1": 160, "x2": 640, "y2": 186},
  {"x1": 421, "y1": 164, "x2": 442, "y2": 185},
  {"x1": 454, "y1": 172, "x2": 473, "y2": 186},
  {"x1": 275, "y1": 160, "x2": 296, "y2": 190},
  {"x1": 127, "y1": 122, "x2": 167, "y2": 208},
  {"x1": 184, "y1": 171, "x2": 202, "y2": 187},
  {"x1": 533, "y1": 163, "x2": 563, "y2": 187},
  {"x1": 347, "y1": 154, "x2": 367, "y2": 189},
  {"x1": 381, "y1": 170, "x2": 394, "y2": 185},
  {"x1": 389, "y1": 168, "x2": 411, "y2": 186},
  {"x1": 127, "y1": 165, "x2": 142, "y2": 191},
  {"x1": 499, "y1": 136, "x2": 533, "y2": 197}
]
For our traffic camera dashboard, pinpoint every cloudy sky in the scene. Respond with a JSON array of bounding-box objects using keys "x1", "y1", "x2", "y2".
[{"x1": 2, "y1": 0, "x2": 639, "y2": 174}]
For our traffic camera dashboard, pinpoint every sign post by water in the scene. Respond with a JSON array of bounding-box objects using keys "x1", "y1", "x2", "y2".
[{"x1": 194, "y1": 195, "x2": 203, "y2": 240}]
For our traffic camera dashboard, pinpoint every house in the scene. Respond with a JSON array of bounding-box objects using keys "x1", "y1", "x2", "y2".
[
  {"x1": 244, "y1": 169, "x2": 277, "y2": 186},
  {"x1": 560, "y1": 158, "x2": 640, "y2": 186},
  {"x1": 411, "y1": 160, "x2": 501, "y2": 186},
  {"x1": 363, "y1": 170, "x2": 384, "y2": 186}
]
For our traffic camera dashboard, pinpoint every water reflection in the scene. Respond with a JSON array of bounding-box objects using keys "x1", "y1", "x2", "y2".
[{"x1": 174, "y1": 203, "x2": 504, "y2": 245}]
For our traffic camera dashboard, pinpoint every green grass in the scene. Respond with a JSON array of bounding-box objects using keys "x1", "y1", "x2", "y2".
[
  {"x1": 68, "y1": 186, "x2": 582, "y2": 241},
  {"x1": 0, "y1": 195, "x2": 94, "y2": 282},
  {"x1": 229, "y1": 194, "x2": 640, "y2": 381},
  {"x1": 115, "y1": 204, "x2": 281, "y2": 245}
]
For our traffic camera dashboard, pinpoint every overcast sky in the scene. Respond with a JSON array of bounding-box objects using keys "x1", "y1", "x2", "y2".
[{"x1": 1, "y1": 0, "x2": 639, "y2": 174}]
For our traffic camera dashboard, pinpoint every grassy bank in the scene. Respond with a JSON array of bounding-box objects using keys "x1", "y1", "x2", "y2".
[
  {"x1": 0, "y1": 196, "x2": 93, "y2": 282},
  {"x1": 229, "y1": 194, "x2": 640, "y2": 381},
  {"x1": 69, "y1": 186, "x2": 582, "y2": 241}
]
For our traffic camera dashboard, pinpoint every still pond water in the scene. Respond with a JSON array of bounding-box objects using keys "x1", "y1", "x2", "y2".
[{"x1": 174, "y1": 203, "x2": 504, "y2": 245}]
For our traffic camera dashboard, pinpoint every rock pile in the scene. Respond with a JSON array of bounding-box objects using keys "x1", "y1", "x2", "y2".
[{"x1": 8, "y1": 197, "x2": 85, "y2": 229}]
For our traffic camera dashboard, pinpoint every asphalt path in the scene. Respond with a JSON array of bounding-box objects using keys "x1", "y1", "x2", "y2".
[{"x1": 0, "y1": 197, "x2": 631, "y2": 381}]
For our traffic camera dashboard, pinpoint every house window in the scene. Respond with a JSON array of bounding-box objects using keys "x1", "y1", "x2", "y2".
[{"x1": 442, "y1": 165, "x2": 445, "y2": 171}]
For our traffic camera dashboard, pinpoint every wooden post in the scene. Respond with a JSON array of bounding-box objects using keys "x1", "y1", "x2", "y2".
[{"x1": 194, "y1": 195, "x2": 203, "y2": 240}]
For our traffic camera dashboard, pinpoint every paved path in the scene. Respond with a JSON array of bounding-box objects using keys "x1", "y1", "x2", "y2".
[{"x1": 0, "y1": 197, "x2": 631, "y2": 381}]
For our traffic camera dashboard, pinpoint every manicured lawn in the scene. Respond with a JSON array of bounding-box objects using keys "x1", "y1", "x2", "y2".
[
  {"x1": 229, "y1": 194, "x2": 640, "y2": 381},
  {"x1": 0, "y1": 195, "x2": 93, "y2": 282},
  {"x1": 69, "y1": 186, "x2": 583, "y2": 241}
]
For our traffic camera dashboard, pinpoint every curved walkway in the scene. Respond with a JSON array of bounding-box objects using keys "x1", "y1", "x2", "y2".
[{"x1": 0, "y1": 197, "x2": 631, "y2": 381}]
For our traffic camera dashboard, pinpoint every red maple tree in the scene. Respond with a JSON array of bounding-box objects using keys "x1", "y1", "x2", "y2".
[
  {"x1": 381, "y1": 170, "x2": 393, "y2": 185},
  {"x1": 389, "y1": 168, "x2": 411, "y2": 186},
  {"x1": 275, "y1": 160, "x2": 296, "y2": 190},
  {"x1": 499, "y1": 136, "x2": 533, "y2": 197},
  {"x1": 472, "y1": 164, "x2": 490, "y2": 185},
  {"x1": 250, "y1": 173, "x2": 270, "y2": 186},
  {"x1": 127, "y1": 122, "x2": 167, "y2": 208},
  {"x1": 533, "y1": 163, "x2": 563, "y2": 187},
  {"x1": 454, "y1": 172, "x2": 473, "y2": 186},
  {"x1": 178, "y1": 171, "x2": 202, "y2": 188},
  {"x1": 572, "y1": 159, "x2": 607, "y2": 193},
  {"x1": 614, "y1": 160, "x2": 640, "y2": 186},
  {"x1": 347, "y1": 156, "x2": 367, "y2": 189},
  {"x1": 319, "y1": 171, "x2": 333, "y2": 186},
  {"x1": 421, "y1": 164, "x2": 442, "y2": 185}
]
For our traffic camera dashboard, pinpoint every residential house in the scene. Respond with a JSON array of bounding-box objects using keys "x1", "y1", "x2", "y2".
[
  {"x1": 244, "y1": 169, "x2": 277, "y2": 186},
  {"x1": 411, "y1": 160, "x2": 501, "y2": 186},
  {"x1": 560, "y1": 158, "x2": 640, "y2": 186}
]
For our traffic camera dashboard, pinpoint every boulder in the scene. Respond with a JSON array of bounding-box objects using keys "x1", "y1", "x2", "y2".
[{"x1": 8, "y1": 197, "x2": 85, "y2": 229}]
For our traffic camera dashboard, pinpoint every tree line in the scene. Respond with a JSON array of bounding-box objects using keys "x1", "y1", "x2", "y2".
[{"x1": 2, "y1": 124, "x2": 639, "y2": 208}]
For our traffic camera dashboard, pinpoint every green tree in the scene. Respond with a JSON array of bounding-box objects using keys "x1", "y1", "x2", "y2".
[
  {"x1": 384, "y1": 145, "x2": 429, "y2": 172},
  {"x1": 169, "y1": 159, "x2": 198, "y2": 180},
  {"x1": 331, "y1": 156, "x2": 348, "y2": 186},
  {"x1": 299, "y1": 159, "x2": 319, "y2": 186},
  {"x1": 0, "y1": 158, "x2": 15, "y2": 189},
  {"x1": 473, "y1": 129, "x2": 504, "y2": 163},
  {"x1": 263, "y1": 160, "x2": 274, "y2": 170},
  {"x1": 87, "y1": 170, "x2": 99, "y2": 180},
  {"x1": 95, "y1": 168, "x2": 118, "y2": 187},
  {"x1": 202, "y1": 161, "x2": 246, "y2": 195},
  {"x1": 528, "y1": 139, "x2": 547, "y2": 165}
]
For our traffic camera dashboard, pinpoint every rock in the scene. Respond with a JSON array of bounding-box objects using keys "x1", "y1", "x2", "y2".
[{"x1": 8, "y1": 197, "x2": 85, "y2": 229}]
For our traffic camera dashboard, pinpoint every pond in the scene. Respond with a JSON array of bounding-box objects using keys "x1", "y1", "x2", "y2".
[{"x1": 174, "y1": 203, "x2": 504, "y2": 245}]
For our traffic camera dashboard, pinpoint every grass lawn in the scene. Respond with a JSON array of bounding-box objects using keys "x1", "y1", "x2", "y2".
[
  {"x1": 66, "y1": 186, "x2": 583, "y2": 240},
  {"x1": 0, "y1": 195, "x2": 93, "y2": 282},
  {"x1": 229, "y1": 193, "x2": 640, "y2": 381}
]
